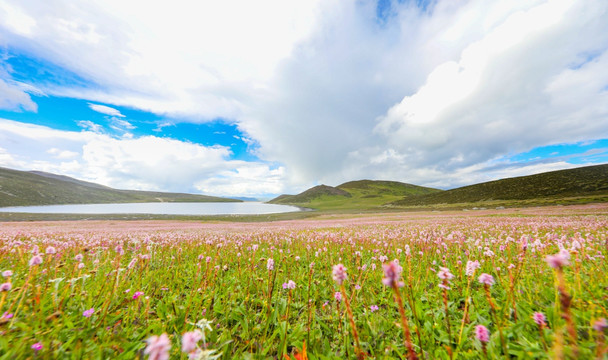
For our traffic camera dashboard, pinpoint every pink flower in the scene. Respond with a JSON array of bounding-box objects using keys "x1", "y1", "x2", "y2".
[
  {"x1": 2, "y1": 312, "x2": 13, "y2": 319},
  {"x1": 133, "y1": 291, "x2": 144, "y2": 300},
  {"x1": 29, "y1": 255, "x2": 43, "y2": 267},
  {"x1": 334, "y1": 291, "x2": 342, "y2": 302},
  {"x1": 31, "y1": 342, "x2": 43, "y2": 351},
  {"x1": 382, "y1": 261, "x2": 404, "y2": 288},
  {"x1": 437, "y1": 267, "x2": 454, "y2": 281},
  {"x1": 0, "y1": 283, "x2": 11, "y2": 292},
  {"x1": 181, "y1": 330, "x2": 202, "y2": 353},
  {"x1": 144, "y1": 333, "x2": 171, "y2": 360},
  {"x1": 370, "y1": 305, "x2": 379, "y2": 312},
  {"x1": 267, "y1": 258, "x2": 274, "y2": 271},
  {"x1": 282, "y1": 280, "x2": 296, "y2": 290},
  {"x1": 465, "y1": 260, "x2": 480, "y2": 276},
  {"x1": 83, "y1": 308, "x2": 95, "y2": 318},
  {"x1": 475, "y1": 325, "x2": 490, "y2": 343},
  {"x1": 593, "y1": 318, "x2": 607, "y2": 332},
  {"x1": 2, "y1": 270, "x2": 13, "y2": 277},
  {"x1": 75, "y1": 254, "x2": 83, "y2": 262},
  {"x1": 478, "y1": 273, "x2": 495, "y2": 286},
  {"x1": 332, "y1": 264, "x2": 348, "y2": 285},
  {"x1": 45, "y1": 246, "x2": 56, "y2": 254},
  {"x1": 532, "y1": 312, "x2": 546, "y2": 326},
  {"x1": 546, "y1": 252, "x2": 570, "y2": 269}
]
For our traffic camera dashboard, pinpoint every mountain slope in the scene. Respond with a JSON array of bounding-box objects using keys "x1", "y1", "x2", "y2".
[
  {"x1": 0, "y1": 167, "x2": 240, "y2": 207},
  {"x1": 269, "y1": 180, "x2": 441, "y2": 210},
  {"x1": 392, "y1": 164, "x2": 608, "y2": 207}
]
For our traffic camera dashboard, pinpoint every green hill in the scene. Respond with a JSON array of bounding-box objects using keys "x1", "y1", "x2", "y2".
[
  {"x1": 0, "y1": 167, "x2": 240, "y2": 207},
  {"x1": 391, "y1": 163, "x2": 608, "y2": 207},
  {"x1": 268, "y1": 180, "x2": 441, "y2": 210}
]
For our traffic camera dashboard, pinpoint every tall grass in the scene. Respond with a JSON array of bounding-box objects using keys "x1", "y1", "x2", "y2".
[{"x1": 0, "y1": 213, "x2": 606, "y2": 359}]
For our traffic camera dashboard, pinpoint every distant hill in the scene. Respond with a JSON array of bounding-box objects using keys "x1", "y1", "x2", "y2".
[
  {"x1": 391, "y1": 164, "x2": 608, "y2": 207},
  {"x1": 269, "y1": 180, "x2": 440, "y2": 210},
  {"x1": 0, "y1": 167, "x2": 241, "y2": 207}
]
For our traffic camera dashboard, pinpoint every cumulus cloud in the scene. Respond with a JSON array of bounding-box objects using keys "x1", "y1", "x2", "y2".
[
  {"x1": 1, "y1": 0, "x2": 607, "y2": 193},
  {"x1": 364, "y1": 0, "x2": 608, "y2": 189},
  {"x1": 0, "y1": 119, "x2": 286, "y2": 196}
]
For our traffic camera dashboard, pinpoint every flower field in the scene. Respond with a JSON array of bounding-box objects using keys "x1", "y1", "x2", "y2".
[{"x1": 0, "y1": 206, "x2": 607, "y2": 359}]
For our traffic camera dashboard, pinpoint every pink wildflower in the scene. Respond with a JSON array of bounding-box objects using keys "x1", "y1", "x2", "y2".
[
  {"x1": 181, "y1": 330, "x2": 202, "y2": 353},
  {"x1": 332, "y1": 264, "x2": 348, "y2": 285},
  {"x1": 438, "y1": 283, "x2": 451, "y2": 290},
  {"x1": 83, "y1": 308, "x2": 95, "y2": 318},
  {"x1": 45, "y1": 246, "x2": 56, "y2": 254},
  {"x1": 593, "y1": 318, "x2": 608, "y2": 332},
  {"x1": 29, "y1": 255, "x2": 43, "y2": 267},
  {"x1": 382, "y1": 261, "x2": 404, "y2": 288},
  {"x1": 267, "y1": 258, "x2": 274, "y2": 271},
  {"x1": 133, "y1": 291, "x2": 144, "y2": 300},
  {"x1": 334, "y1": 291, "x2": 342, "y2": 302},
  {"x1": 437, "y1": 267, "x2": 454, "y2": 281},
  {"x1": 283, "y1": 280, "x2": 296, "y2": 290},
  {"x1": 370, "y1": 305, "x2": 379, "y2": 312},
  {"x1": 465, "y1": 260, "x2": 480, "y2": 276},
  {"x1": 2, "y1": 312, "x2": 13, "y2": 319},
  {"x1": 144, "y1": 333, "x2": 171, "y2": 360},
  {"x1": 475, "y1": 325, "x2": 490, "y2": 343},
  {"x1": 532, "y1": 312, "x2": 546, "y2": 326},
  {"x1": 478, "y1": 273, "x2": 495, "y2": 286},
  {"x1": 0, "y1": 283, "x2": 11, "y2": 292},
  {"x1": 545, "y1": 252, "x2": 570, "y2": 269},
  {"x1": 2, "y1": 270, "x2": 13, "y2": 277},
  {"x1": 32, "y1": 342, "x2": 43, "y2": 351},
  {"x1": 75, "y1": 254, "x2": 83, "y2": 262}
]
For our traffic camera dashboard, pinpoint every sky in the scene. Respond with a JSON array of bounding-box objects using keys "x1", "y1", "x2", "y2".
[{"x1": 0, "y1": 0, "x2": 607, "y2": 199}]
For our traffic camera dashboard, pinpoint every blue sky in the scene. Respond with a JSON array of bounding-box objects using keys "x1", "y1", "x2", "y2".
[{"x1": 0, "y1": 0, "x2": 607, "y2": 197}]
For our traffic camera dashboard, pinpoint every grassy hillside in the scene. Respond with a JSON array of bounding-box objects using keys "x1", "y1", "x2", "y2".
[
  {"x1": 392, "y1": 163, "x2": 608, "y2": 207},
  {"x1": 0, "y1": 167, "x2": 240, "y2": 207},
  {"x1": 269, "y1": 180, "x2": 441, "y2": 210}
]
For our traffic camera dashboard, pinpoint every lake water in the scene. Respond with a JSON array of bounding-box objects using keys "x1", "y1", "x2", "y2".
[{"x1": 0, "y1": 202, "x2": 302, "y2": 215}]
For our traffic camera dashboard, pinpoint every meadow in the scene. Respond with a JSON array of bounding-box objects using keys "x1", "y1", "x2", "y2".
[{"x1": 0, "y1": 205, "x2": 607, "y2": 359}]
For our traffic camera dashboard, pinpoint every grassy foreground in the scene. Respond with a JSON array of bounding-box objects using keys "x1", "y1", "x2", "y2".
[{"x1": 0, "y1": 205, "x2": 607, "y2": 359}]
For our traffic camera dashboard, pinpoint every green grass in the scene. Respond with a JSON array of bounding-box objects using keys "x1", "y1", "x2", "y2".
[
  {"x1": 0, "y1": 167, "x2": 239, "y2": 207},
  {"x1": 0, "y1": 208, "x2": 606, "y2": 359},
  {"x1": 269, "y1": 180, "x2": 440, "y2": 210},
  {"x1": 392, "y1": 163, "x2": 608, "y2": 207}
]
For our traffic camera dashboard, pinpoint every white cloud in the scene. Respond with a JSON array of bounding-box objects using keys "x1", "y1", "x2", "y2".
[
  {"x1": 0, "y1": 0, "x2": 607, "y2": 193},
  {"x1": 47, "y1": 147, "x2": 79, "y2": 159},
  {"x1": 0, "y1": 119, "x2": 286, "y2": 196},
  {"x1": 0, "y1": 78, "x2": 38, "y2": 112},
  {"x1": 88, "y1": 103, "x2": 125, "y2": 117},
  {"x1": 371, "y1": 0, "x2": 608, "y2": 180},
  {"x1": 77, "y1": 120, "x2": 103, "y2": 133}
]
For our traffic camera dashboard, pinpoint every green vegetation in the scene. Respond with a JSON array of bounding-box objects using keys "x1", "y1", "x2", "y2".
[
  {"x1": 269, "y1": 180, "x2": 440, "y2": 210},
  {"x1": 1, "y1": 211, "x2": 606, "y2": 359},
  {"x1": 0, "y1": 167, "x2": 239, "y2": 207},
  {"x1": 391, "y1": 163, "x2": 608, "y2": 207}
]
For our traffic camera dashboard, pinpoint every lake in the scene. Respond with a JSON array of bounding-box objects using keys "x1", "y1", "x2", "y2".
[{"x1": 0, "y1": 202, "x2": 302, "y2": 215}]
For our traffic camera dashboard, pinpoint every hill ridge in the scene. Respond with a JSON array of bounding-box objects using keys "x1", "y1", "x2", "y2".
[
  {"x1": 0, "y1": 167, "x2": 240, "y2": 207},
  {"x1": 269, "y1": 179, "x2": 441, "y2": 210},
  {"x1": 391, "y1": 163, "x2": 608, "y2": 206}
]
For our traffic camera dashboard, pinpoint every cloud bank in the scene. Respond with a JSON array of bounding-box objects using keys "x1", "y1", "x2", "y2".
[
  {"x1": 0, "y1": 0, "x2": 607, "y2": 195},
  {"x1": 0, "y1": 119, "x2": 285, "y2": 197}
]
